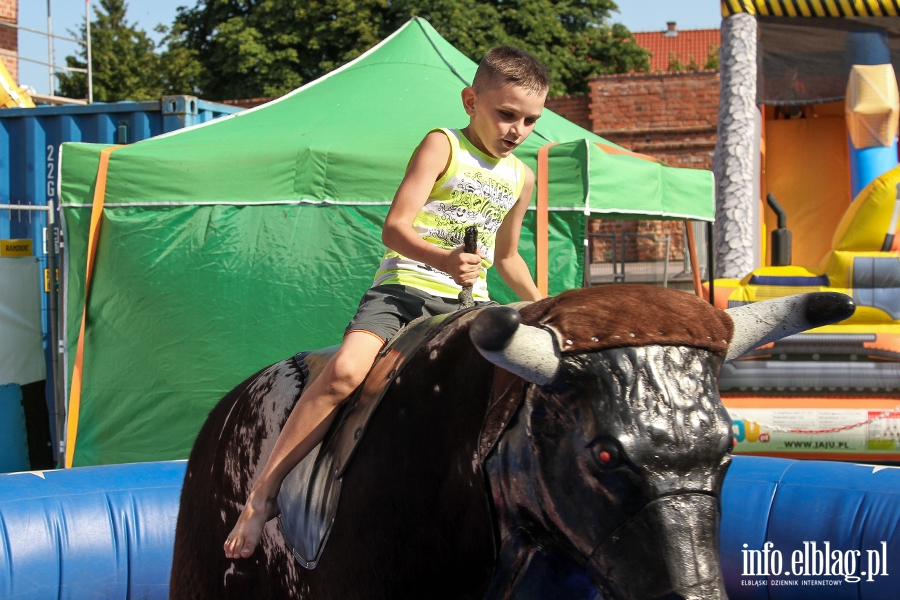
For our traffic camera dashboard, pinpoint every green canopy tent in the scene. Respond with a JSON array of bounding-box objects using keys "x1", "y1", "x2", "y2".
[
  {"x1": 531, "y1": 140, "x2": 714, "y2": 293},
  {"x1": 59, "y1": 18, "x2": 713, "y2": 467},
  {"x1": 543, "y1": 141, "x2": 714, "y2": 219}
]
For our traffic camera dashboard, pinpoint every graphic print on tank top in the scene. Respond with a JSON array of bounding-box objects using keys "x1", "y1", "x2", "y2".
[{"x1": 373, "y1": 128, "x2": 526, "y2": 300}]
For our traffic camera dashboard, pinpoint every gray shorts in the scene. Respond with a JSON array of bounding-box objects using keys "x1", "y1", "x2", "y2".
[{"x1": 345, "y1": 284, "x2": 495, "y2": 343}]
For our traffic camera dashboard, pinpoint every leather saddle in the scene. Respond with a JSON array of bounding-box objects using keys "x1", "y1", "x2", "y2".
[
  {"x1": 277, "y1": 308, "x2": 477, "y2": 568},
  {"x1": 277, "y1": 300, "x2": 535, "y2": 569}
]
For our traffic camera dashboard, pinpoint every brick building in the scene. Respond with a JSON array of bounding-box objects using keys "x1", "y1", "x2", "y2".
[
  {"x1": 0, "y1": 0, "x2": 16, "y2": 82},
  {"x1": 634, "y1": 23, "x2": 720, "y2": 73},
  {"x1": 590, "y1": 70, "x2": 719, "y2": 170},
  {"x1": 540, "y1": 93, "x2": 591, "y2": 130},
  {"x1": 544, "y1": 23, "x2": 721, "y2": 282},
  {"x1": 545, "y1": 23, "x2": 721, "y2": 169}
]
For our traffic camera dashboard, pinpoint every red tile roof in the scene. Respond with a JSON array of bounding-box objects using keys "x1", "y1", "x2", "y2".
[{"x1": 633, "y1": 29, "x2": 721, "y2": 72}]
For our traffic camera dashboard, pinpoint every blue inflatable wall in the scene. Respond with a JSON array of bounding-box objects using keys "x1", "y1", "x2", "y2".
[
  {"x1": 0, "y1": 461, "x2": 185, "y2": 599},
  {"x1": 1, "y1": 457, "x2": 898, "y2": 599},
  {"x1": 722, "y1": 457, "x2": 900, "y2": 599}
]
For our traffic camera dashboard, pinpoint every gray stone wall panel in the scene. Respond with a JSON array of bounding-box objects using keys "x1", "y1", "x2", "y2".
[{"x1": 713, "y1": 13, "x2": 760, "y2": 278}]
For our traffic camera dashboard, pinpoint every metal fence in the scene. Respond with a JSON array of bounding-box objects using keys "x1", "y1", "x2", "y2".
[
  {"x1": 585, "y1": 221, "x2": 708, "y2": 291},
  {"x1": 0, "y1": 1, "x2": 93, "y2": 105}
]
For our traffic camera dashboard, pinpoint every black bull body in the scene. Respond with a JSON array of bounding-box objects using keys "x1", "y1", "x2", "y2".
[{"x1": 170, "y1": 286, "x2": 854, "y2": 600}]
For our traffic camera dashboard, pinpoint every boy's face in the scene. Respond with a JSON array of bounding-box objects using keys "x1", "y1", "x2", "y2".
[{"x1": 461, "y1": 82, "x2": 546, "y2": 159}]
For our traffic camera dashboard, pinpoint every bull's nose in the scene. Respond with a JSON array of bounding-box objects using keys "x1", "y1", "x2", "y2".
[{"x1": 589, "y1": 494, "x2": 727, "y2": 600}]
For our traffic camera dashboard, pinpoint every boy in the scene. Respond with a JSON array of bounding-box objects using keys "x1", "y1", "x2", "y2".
[{"x1": 224, "y1": 46, "x2": 549, "y2": 559}]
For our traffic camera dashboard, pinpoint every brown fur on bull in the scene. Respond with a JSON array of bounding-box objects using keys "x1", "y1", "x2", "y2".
[{"x1": 170, "y1": 285, "x2": 854, "y2": 600}]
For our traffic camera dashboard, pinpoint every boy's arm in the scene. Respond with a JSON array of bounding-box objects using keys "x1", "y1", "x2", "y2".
[
  {"x1": 382, "y1": 132, "x2": 482, "y2": 287},
  {"x1": 494, "y1": 166, "x2": 543, "y2": 302}
]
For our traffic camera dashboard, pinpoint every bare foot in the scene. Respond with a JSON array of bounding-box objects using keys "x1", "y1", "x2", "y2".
[{"x1": 224, "y1": 493, "x2": 279, "y2": 559}]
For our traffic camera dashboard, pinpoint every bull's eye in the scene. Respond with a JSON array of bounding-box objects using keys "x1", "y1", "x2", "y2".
[
  {"x1": 589, "y1": 436, "x2": 623, "y2": 469},
  {"x1": 597, "y1": 445, "x2": 619, "y2": 467}
]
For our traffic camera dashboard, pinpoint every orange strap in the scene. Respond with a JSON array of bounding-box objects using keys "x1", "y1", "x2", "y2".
[
  {"x1": 65, "y1": 146, "x2": 122, "y2": 467},
  {"x1": 536, "y1": 143, "x2": 557, "y2": 297},
  {"x1": 594, "y1": 142, "x2": 664, "y2": 164}
]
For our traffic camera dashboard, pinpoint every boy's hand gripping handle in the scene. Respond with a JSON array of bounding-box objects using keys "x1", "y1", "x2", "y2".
[{"x1": 458, "y1": 225, "x2": 478, "y2": 309}]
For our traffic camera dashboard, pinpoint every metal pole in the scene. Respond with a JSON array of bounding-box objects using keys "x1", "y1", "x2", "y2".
[
  {"x1": 57, "y1": 220, "x2": 68, "y2": 463},
  {"x1": 707, "y1": 221, "x2": 715, "y2": 306},
  {"x1": 0, "y1": 51, "x2": 88, "y2": 73},
  {"x1": 662, "y1": 237, "x2": 670, "y2": 288},
  {"x1": 582, "y1": 234, "x2": 589, "y2": 288},
  {"x1": 0, "y1": 204, "x2": 51, "y2": 212},
  {"x1": 47, "y1": 0, "x2": 54, "y2": 94},
  {"x1": 86, "y1": 1, "x2": 93, "y2": 104},
  {"x1": 0, "y1": 21, "x2": 86, "y2": 45},
  {"x1": 45, "y1": 201, "x2": 65, "y2": 468}
]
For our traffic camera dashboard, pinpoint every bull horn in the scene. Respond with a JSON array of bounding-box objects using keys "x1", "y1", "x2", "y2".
[
  {"x1": 470, "y1": 306, "x2": 560, "y2": 384},
  {"x1": 725, "y1": 292, "x2": 855, "y2": 362}
]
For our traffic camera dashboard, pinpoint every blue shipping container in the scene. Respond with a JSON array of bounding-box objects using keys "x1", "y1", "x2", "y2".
[{"x1": 0, "y1": 96, "x2": 243, "y2": 465}]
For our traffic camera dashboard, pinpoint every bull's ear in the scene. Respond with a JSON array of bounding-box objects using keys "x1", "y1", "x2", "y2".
[
  {"x1": 724, "y1": 292, "x2": 855, "y2": 362},
  {"x1": 470, "y1": 307, "x2": 561, "y2": 384}
]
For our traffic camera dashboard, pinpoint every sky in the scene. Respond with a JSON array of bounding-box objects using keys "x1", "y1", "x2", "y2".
[{"x1": 16, "y1": 0, "x2": 723, "y2": 96}]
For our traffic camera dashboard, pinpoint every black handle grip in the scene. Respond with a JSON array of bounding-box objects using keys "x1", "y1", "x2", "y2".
[
  {"x1": 458, "y1": 225, "x2": 478, "y2": 309},
  {"x1": 463, "y1": 225, "x2": 478, "y2": 254}
]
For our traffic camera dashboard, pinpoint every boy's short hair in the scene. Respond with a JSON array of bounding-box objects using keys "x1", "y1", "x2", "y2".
[{"x1": 472, "y1": 46, "x2": 550, "y2": 95}]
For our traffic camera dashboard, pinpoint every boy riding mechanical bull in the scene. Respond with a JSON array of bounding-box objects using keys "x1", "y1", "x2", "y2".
[{"x1": 171, "y1": 46, "x2": 856, "y2": 600}]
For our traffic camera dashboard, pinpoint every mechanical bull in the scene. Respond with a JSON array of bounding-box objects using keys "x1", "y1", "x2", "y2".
[{"x1": 170, "y1": 285, "x2": 854, "y2": 600}]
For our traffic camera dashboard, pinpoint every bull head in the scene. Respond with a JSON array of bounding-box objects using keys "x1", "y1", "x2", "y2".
[{"x1": 470, "y1": 290, "x2": 854, "y2": 600}]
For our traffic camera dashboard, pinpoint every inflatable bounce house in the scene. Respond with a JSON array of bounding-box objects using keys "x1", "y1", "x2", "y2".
[{"x1": 712, "y1": 1, "x2": 900, "y2": 461}]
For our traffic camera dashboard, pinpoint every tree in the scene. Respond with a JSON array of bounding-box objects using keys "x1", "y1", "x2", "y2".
[
  {"x1": 169, "y1": 0, "x2": 650, "y2": 100},
  {"x1": 666, "y1": 52, "x2": 700, "y2": 73},
  {"x1": 666, "y1": 45, "x2": 719, "y2": 73},
  {"x1": 57, "y1": 0, "x2": 165, "y2": 101},
  {"x1": 703, "y1": 44, "x2": 720, "y2": 70},
  {"x1": 399, "y1": 0, "x2": 650, "y2": 95}
]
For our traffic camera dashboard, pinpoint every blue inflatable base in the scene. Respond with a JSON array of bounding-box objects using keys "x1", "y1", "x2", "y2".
[
  {"x1": 722, "y1": 456, "x2": 900, "y2": 599},
  {"x1": 2, "y1": 456, "x2": 900, "y2": 599},
  {"x1": 0, "y1": 460, "x2": 185, "y2": 599}
]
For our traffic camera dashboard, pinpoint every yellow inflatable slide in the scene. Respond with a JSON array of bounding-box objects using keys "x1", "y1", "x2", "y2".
[{"x1": 714, "y1": 165, "x2": 900, "y2": 461}]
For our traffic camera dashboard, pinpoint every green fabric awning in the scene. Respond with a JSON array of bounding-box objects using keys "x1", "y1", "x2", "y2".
[{"x1": 543, "y1": 140, "x2": 715, "y2": 221}]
